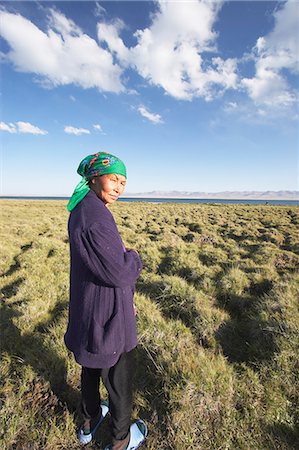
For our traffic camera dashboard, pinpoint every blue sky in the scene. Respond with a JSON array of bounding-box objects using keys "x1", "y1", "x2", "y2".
[{"x1": 0, "y1": 0, "x2": 298, "y2": 196}]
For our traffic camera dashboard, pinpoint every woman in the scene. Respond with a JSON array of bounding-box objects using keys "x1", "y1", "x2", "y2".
[{"x1": 65, "y1": 152, "x2": 147, "y2": 449}]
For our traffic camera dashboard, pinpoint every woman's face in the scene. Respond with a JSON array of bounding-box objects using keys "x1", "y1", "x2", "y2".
[{"x1": 90, "y1": 173, "x2": 126, "y2": 205}]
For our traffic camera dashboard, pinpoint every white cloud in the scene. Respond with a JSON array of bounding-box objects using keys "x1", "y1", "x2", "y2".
[
  {"x1": 138, "y1": 106, "x2": 163, "y2": 124},
  {"x1": 93, "y1": 124, "x2": 104, "y2": 132},
  {"x1": 223, "y1": 101, "x2": 238, "y2": 112},
  {"x1": 0, "y1": 2, "x2": 237, "y2": 102},
  {"x1": 242, "y1": 1, "x2": 299, "y2": 108},
  {"x1": 48, "y1": 8, "x2": 81, "y2": 37},
  {"x1": 64, "y1": 126, "x2": 90, "y2": 135},
  {"x1": 0, "y1": 121, "x2": 17, "y2": 133},
  {"x1": 94, "y1": 2, "x2": 107, "y2": 19},
  {"x1": 17, "y1": 121, "x2": 48, "y2": 135},
  {"x1": 0, "y1": 9, "x2": 125, "y2": 93},
  {"x1": 99, "y1": 0, "x2": 238, "y2": 101},
  {"x1": 69, "y1": 95, "x2": 76, "y2": 102},
  {"x1": 242, "y1": 70, "x2": 295, "y2": 107},
  {"x1": 0, "y1": 121, "x2": 47, "y2": 134},
  {"x1": 1, "y1": 0, "x2": 296, "y2": 112},
  {"x1": 98, "y1": 19, "x2": 130, "y2": 63},
  {"x1": 257, "y1": 109, "x2": 267, "y2": 117},
  {"x1": 130, "y1": 0, "x2": 223, "y2": 100}
]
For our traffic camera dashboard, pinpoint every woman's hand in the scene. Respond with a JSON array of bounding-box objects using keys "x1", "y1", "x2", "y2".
[{"x1": 125, "y1": 248, "x2": 139, "y2": 254}]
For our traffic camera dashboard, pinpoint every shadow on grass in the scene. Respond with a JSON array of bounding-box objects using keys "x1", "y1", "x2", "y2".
[
  {"x1": 134, "y1": 345, "x2": 172, "y2": 424},
  {"x1": 1, "y1": 277, "x2": 24, "y2": 299},
  {"x1": 137, "y1": 273, "x2": 279, "y2": 362},
  {"x1": 264, "y1": 421, "x2": 299, "y2": 449},
  {"x1": 0, "y1": 242, "x2": 79, "y2": 412},
  {"x1": 0, "y1": 298, "x2": 80, "y2": 415},
  {"x1": 1, "y1": 244, "x2": 80, "y2": 421},
  {"x1": 34, "y1": 299, "x2": 69, "y2": 333},
  {"x1": 1, "y1": 242, "x2": 32, "y2": 277},
  {"x1": 137, "y1": 278, "x2": 210, "y2": 349},
  {"x1": 158, "y1": 253, "x2": 200, "y2": 287},
  {"x1": 215, "y1": 294, "x2": 278, "y2": 364}
]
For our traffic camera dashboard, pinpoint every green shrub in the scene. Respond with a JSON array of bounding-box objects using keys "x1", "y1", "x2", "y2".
[
  {"x1": 219, "y1": 267, "x2": 250, "y2": 297},
  {"x1": 198, "y1": 245, "x2": 228, "y2": 266},
  {"x1": 188, "y1": 222, "x2": 202, "y2": 233}
]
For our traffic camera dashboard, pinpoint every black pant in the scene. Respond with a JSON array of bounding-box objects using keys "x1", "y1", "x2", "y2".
[{"x1": 81, "y1": 350, "x2": 134, "y2": 441}]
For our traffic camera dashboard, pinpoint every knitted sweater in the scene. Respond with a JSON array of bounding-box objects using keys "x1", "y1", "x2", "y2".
[{"x1": 64, "y1": 190, "x2": 142, "y2": 368}]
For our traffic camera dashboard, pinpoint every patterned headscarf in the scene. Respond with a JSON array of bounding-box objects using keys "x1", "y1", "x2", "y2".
[{"x1": 67, "y1": 152, "x2": 127, "y2": 212}]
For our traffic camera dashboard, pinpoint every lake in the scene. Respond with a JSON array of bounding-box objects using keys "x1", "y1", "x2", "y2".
[{"x1": 1, "y1": 196, "x2": 298, "y2": 206}]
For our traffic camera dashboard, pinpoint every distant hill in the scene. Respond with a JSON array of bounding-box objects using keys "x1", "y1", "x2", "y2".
[{"x1": 125, "y1": 191, "x2": 299, "y2": 200}]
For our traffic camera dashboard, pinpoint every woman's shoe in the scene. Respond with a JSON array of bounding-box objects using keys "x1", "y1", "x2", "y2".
[
  {"x1": 104, "y1": 419, "x2": 148, "y2": 450},
  {"x1": 78, "y1": 400, "x2": 109, "y2": 445},
  {"x1": 127, "y1": 420, "x2": 148, "y2": 449}
]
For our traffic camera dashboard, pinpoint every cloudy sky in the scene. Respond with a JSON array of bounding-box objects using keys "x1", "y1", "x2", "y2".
[{"x1": 0, "y1": 0, "x2": 298, "y2": 196}]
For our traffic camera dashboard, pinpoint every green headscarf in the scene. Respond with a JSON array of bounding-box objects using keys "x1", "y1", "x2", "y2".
[{"x1": 67, "y1": 152, "x2": 127, "y2": 212}]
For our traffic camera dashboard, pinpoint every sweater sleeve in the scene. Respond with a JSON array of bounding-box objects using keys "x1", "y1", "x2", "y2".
[{"x1": 79, "y1": 223, "x2": 142, "y2": 287}]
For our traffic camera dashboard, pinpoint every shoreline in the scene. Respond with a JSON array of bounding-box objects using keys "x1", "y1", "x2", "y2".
[{"x1": 1, "y1": 195, "x2": 299, "y2": 201}]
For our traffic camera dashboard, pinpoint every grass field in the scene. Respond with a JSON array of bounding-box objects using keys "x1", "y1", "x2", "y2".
[{"x1": 1, "y1": 200, "x2": 298, "y2": 449}]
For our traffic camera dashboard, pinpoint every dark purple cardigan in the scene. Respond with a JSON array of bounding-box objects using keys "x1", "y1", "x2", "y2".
[{"x1": 64, "y1": 190, "x2": 142, "y2": 368}]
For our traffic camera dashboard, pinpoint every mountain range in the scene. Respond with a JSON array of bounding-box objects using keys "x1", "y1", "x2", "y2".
[{"x1": 125, "y1": 191, "x2": 299, "y2": 200}]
